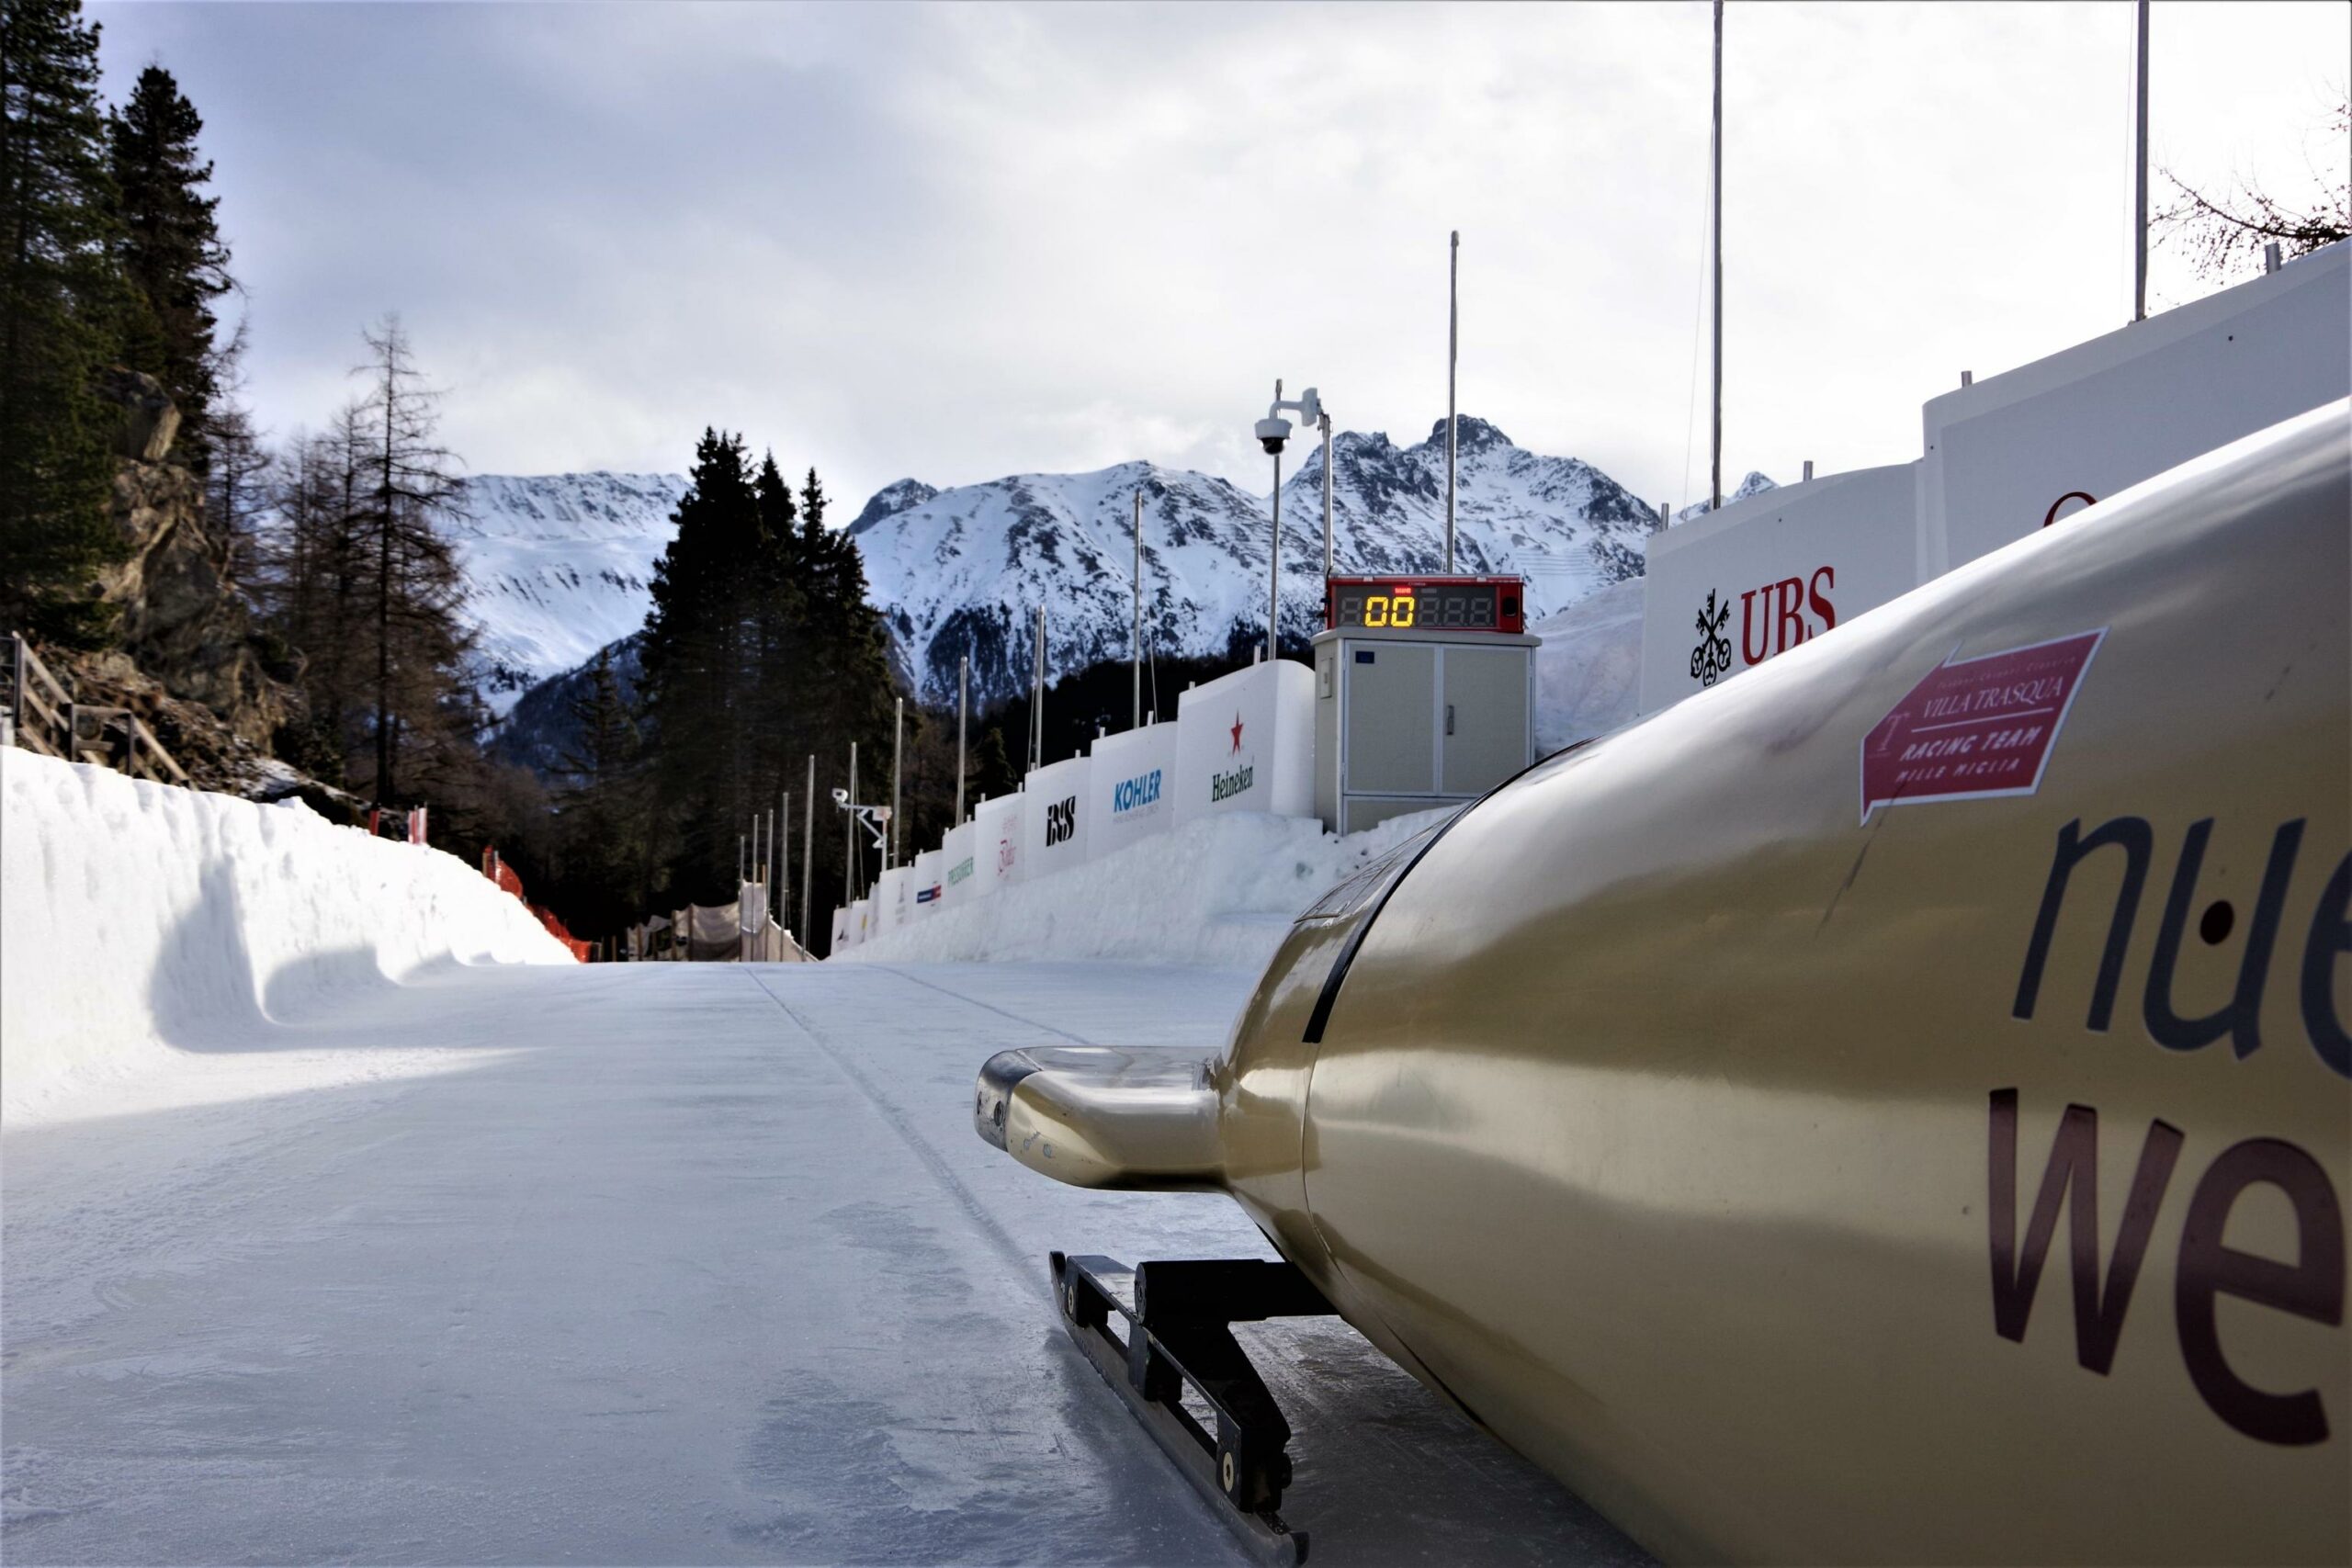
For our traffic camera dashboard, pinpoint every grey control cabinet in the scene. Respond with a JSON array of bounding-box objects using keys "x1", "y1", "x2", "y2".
[{"x1": 1312, "y1": 626, "x2": 1541, "y2": 834}]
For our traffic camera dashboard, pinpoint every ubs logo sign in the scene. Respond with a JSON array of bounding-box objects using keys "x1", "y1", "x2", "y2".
[
  {"x1": 1692, "y1": 568, "x2": 1839, "y2": 685},
  {"x1": 1690, "y1": 591, "x2": 1733, "y2": 686},
  {"x1": 1045, "y1": 795, "x2": 1077, "y2": 846}
]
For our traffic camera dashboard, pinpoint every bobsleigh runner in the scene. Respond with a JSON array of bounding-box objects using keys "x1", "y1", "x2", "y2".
[{"x1": 973, "y1": 404, "x2": 2350, "y2": 1567}]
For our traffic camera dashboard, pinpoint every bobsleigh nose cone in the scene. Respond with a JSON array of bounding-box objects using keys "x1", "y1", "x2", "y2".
[{"x1": 975, "y1": 1049, "x2": 1042, "y2": 1151}]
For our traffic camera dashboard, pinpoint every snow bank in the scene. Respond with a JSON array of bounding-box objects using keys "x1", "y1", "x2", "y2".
[
  {"x1": 1, "y1": 749, "x2": 569, "y2": 1124},
  {"x1": 1532, "y1": 576, "x2": 1644, "y2": 751},
  {"x1": 839, "y1": 807, "x2": 1453, "y2": 970}
]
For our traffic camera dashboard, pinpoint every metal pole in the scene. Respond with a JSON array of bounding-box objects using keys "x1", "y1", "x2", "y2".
[
  {"x1": 846, "y1": 740, "x2": 857, "y2": 902},
  {"x1": 1269, "y1": 446, "x2": 1282, "y2": 661},
  {"x1": 1711, "y1": 0, "x2": 1724, "y2": 513},
  {"x1": 956, "y1": 657, "x2": 968, "y2": 823},
  {"x1": 1445, "y1": 232, "x2": 1458, "y2": 573},
  {"x1": 779, "y1": 791, "x2": 790, "y2": 937},
  {"x1": 890, "y1": 697, "x2": 902, "y2": 871},
  {"x1": 801, "y1": 756, "x2": 814, "y2": 938},
  {"x1": 1031, "y1": 607, "x2": 1046, "y2": 770},
  {"x1": 1132, "y1": 491, "x2": 1143, "y2": 731},
  {"x1": 739, "y1": 832, "x2": 746, "y2": 887},
  {"x1": 2133, "y1": 0, "x2": 2150, "y2": 323},
  {"x1": 1320, "y1": 410, "x2": 1335, "y2": 577}
]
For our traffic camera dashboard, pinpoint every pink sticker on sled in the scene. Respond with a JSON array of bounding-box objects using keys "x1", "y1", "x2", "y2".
[{"x1": 1860, "y1": 630, "x2": 2105, "y2": 823}]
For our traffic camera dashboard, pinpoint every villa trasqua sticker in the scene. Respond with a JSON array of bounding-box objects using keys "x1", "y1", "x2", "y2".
[{"x1": 1860, "y1": 630, "x2": 2105, "y2": 823}]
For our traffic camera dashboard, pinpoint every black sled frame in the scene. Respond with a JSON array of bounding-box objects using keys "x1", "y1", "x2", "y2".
[{"x1": 1049, "y1": 1252, "x2": 1336, "y2": 1566}]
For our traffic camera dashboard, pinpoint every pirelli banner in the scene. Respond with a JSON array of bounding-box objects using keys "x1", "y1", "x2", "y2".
[
  {"x1": 910, "y1": 848, "x2": 944, "y2": 918},
  {"x1": 1021, "y1": 755, "x2": 1090, "y2": 877},
  {"x1": 1087, "y1": 721, "x2": 1175, "y2": 860},
  {"x1": 971, "y1": 792, "x2": 1025, "y2": 894},
  {"x1": 1174, "y1": 659, "x2": 1315, "y2": 827}
]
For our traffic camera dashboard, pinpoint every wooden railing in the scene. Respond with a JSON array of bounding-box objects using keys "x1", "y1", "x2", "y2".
[{"x1": 6, "y1": 633, "x2": 190, "y2": 787}]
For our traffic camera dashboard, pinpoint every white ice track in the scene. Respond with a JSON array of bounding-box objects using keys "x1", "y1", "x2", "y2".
[
  {"x1": 2, "y1": 960, "x2": 1650, "y2": 1565},
  {"x1": 1, "y1": 749, "x2": 1646, "y2": 1564}
]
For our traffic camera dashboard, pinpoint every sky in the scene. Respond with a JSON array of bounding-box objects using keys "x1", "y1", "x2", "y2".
[{"x1": 92, "y1": 1, "x2": 2350, "y2": 516}]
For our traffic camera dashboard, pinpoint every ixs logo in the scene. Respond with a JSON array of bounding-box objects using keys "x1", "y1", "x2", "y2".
[
  {"x1": 1045, "y1": 795, "x2": 1077, "y2": 846},
  {"x1": 945, "y1": 856, "x2": 975, "y2": 886},
  {"x1": 1210, "y1": 763, "x2": 1255, "y2": 803},
  {"x1": 1111, "y1": 769, "x2": 1162, "y2": 815}
]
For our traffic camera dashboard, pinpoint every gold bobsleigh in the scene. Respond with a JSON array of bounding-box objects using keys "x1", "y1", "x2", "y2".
[{"x1": 977, "y1": 400, "x2": 2349, "y2": 1564}]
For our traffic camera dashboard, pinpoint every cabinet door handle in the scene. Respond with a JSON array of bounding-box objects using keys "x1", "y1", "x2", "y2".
[{"x1": 1445, "y1": 703, "x2": 1455, "y2": 736}]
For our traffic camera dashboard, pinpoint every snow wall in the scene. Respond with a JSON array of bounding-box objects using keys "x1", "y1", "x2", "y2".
[
  {"x1": 1, "y1": 749, "x2": 570, "y2": 1122},
  {"x1": 838, "y1": 807, "x2": 1453, "y2": 971}
]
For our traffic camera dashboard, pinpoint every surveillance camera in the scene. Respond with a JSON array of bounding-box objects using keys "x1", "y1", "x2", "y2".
[
  {"x1": 1255, "y1": 415, "x2": 1293, "y2": 456},
  {"x1": 831, "y1": 787, "x2": 849, "y2": 806}
]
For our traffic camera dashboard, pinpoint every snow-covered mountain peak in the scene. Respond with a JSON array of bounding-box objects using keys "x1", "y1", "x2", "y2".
[
  {"x1": 848, "y1": 478, "x2": 942, "y2": 536},
  {"x1": 447, "y1": 470, "x2": 687, "y2": 713},
  {"x1": 853, "y1": 416, "x2": 1668, "y2": 706}
]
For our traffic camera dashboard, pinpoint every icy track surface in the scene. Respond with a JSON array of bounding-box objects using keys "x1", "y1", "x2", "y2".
[{"x1": 1, "y1": 960, "x2": 1649, "y2": 1566}]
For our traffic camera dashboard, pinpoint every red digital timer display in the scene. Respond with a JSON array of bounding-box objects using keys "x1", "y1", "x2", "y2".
[{"x1": 1323, "y1": 575, "x2": 1525, "y2": 635}]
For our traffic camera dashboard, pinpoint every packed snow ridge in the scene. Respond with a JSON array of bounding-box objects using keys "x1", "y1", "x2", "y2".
[{"x1": 0, "y1": 749, "x2": 570, "y2": 1125}]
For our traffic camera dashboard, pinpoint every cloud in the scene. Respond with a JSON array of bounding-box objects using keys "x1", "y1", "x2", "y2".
[{"x1": 95, "y1": 0, "x2": 2348, "y2": 514}]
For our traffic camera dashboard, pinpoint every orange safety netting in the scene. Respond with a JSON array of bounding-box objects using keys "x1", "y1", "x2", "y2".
[{"x1": 481, "y1": 847, "x2": 591, "y2": 963}]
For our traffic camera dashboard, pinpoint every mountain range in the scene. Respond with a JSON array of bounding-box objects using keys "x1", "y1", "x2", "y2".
[{"x1": 452, "y1": 422, "x2": 1771, "y2": 729}]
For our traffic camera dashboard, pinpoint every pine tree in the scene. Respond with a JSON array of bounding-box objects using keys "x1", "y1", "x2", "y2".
[
  {"x1": 639, "y1": 428, "x2": 761, "y2": 901},
  {"x1": 553, "y1": 647, "x2": 643, "y2": 939},
  {"x1": 107, "y1": 62, "x2": 230, "y2": 457},
  {"x1": 0, "y1": 0, "x2": 129, "y2": 645}
]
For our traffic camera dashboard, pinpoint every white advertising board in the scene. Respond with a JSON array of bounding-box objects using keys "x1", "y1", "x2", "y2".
[
  {"x1": 910, "y1": 849, "x2": 944, "y2": 918},
  {"x1": 875, "y1": 867, "x2": 910, "y2": 934},
  {"x1": 848, "y1": 898, "x2": 871, "y2": 945},
  {"x1": 1923, "y1": 242, "x2": 2347, "y2": 577},
  {"x1": 1173, "y1": 660, "x2": 1315, "y2": 827},
  {"x1": 971, "y1": 793, "x2": 1026, "y2": 894},
  {"x1": 938, "y1": 821, "x2": 978, "y2": 907},
  {"x1": 1020, "y1": 755, "x2": 1091, "y2": 880},
  {"x1": 1087, "y1": 721, "x2": 1177, "y2": 860},
  {"x1": 830, "y1": 907, "x2": 850, "y2": 953},
  {"x1": 1639, "y1": 463, "x2": 1917, "y2": 716}
]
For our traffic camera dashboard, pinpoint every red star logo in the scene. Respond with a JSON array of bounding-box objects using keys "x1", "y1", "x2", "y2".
[{"x1": 1229, "y1": 712, "x2": 1245, "y2": 754}]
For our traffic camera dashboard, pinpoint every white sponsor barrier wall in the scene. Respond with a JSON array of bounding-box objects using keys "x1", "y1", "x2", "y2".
[
  {"x1": 910, "y1": 849, "x2": 944, "y2": 918},
  {"x1": 1021, "y1": 755, "x2": 1091, "y2": 877},
  {"x1": 841, "y1": 807, "x2": 1454, "y2": 970},
  {"x1": 876, "y1": 867, "x2": 910, "y2": 934},
  {"x1": 1922, "y1": 241, "x2": 2347, "y2": 576},
  {"x1": 1087, "y1": 720, "x2": 1177, "y2": 860},
  {"x1": 1640, "y1": 463, "x2": 1917, "y2": 715},
  {"x1": 849, "y1": 898, "x2": 872, "y2": 946},
  {"x1": 1636, "y1": 240, "x2": 2350, "y2": 716},
  {"x1": 1173, "y1": 660, "x2": 1314, "y2": 827},
  {"x1": 830, "y1": 907, "x2": 850, "y2": 951},
  {"x1": 971, "y1": 792, "x2": 1025, "y2": 893},
  {"x1": 938, "y1": 821, "x2": 978, "y2": 907}
]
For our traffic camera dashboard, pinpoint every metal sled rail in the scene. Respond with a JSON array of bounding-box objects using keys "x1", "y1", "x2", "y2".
[{"x1": 1050, "y1": 1252, "x2": 1335, "y2": 1566}]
